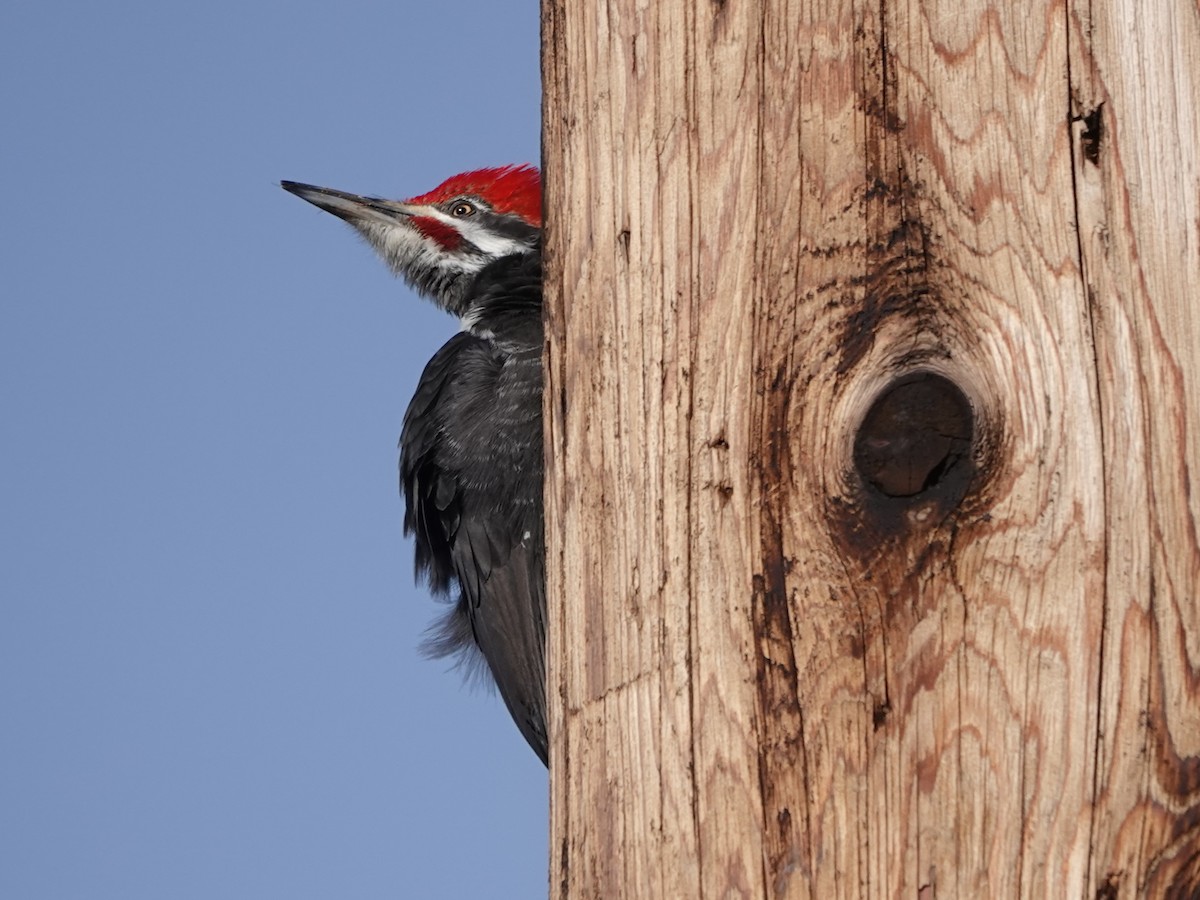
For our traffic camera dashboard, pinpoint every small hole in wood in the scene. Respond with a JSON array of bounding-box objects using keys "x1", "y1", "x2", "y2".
[
  {"x1": 1081, "y1": 104, "x2": 1104, "y2": 165},
  {"x1": 853, "y1": 373, "x2": 973, "y2": 498}
]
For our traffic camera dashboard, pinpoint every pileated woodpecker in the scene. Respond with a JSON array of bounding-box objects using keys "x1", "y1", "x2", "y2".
[{"x1": 281, "y1": 166, "x2": 547, "y2": 765}]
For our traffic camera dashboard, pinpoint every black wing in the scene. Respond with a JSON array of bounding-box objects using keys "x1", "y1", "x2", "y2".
[
  {"x1": 399, "y1": 320, "x2": 547, "y2": 764},
  {"x1": 400, "y1": 331, "x2": 475, "y2": 601}
]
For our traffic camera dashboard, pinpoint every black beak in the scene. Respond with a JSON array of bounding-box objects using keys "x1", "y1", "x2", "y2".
[{"x1": 281, "y1": 181, "x2": 420, "y2": 223}]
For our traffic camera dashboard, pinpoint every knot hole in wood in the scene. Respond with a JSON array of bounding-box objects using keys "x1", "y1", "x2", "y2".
[{"x1": 852, "y1": 372, "x2": 974, "y2": 503}]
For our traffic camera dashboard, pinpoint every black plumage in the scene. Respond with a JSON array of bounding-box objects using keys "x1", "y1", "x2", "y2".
[{"x1": 400, "y1": 250, "x2": 547, "y2": 763}]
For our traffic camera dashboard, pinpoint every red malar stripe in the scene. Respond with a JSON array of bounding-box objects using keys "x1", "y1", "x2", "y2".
[{"x1": 409, "y1": 216, "x2": 462, "y2": 250}]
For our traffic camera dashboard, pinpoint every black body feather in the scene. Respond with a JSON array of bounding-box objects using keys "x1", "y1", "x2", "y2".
[{"x1": 399, "y1": 250, "x2": 547, "y2": 764}]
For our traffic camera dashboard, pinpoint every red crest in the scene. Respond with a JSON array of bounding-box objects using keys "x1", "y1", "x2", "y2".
[{"x1": 406, "y1": 165, "x2": 542, "y2": 227}]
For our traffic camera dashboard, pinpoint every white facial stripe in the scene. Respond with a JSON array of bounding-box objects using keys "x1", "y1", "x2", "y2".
[
  {"x1": 358, "y1": 220, "x2": 485, "y2": 280},
  {"x1": 405, "y1": 207, "x2": 530, "y2": 258},
  {"x1": 456, "y1": 219, "x2": 529, "y2": 257}
]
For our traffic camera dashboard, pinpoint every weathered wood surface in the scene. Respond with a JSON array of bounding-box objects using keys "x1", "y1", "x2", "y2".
[{"x1": 541, "y1": 0, "x2": 1200, "y2": 896}]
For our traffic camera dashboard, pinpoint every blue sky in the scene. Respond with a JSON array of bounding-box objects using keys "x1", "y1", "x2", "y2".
[{"x1": 2, "y1": 2, "x2": 547, "y2": 897}]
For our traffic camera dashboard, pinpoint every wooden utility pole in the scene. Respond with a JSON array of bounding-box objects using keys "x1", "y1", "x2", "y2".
[{"x1": 541, "y1": 0, "x2": 1199, "y2": 896}]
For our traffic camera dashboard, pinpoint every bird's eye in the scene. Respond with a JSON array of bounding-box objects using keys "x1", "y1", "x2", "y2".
[{"x1": 450, "y1": 201, "x2": 476, "y2": 218}]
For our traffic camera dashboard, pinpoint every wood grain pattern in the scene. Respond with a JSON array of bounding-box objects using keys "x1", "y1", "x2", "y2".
[
  {"x1": 1066, "y1": 1, "x2": 1200, "y2": 895},
  {"x1": 541, "y1": 0, "x2": 1200, "y2": 896}
]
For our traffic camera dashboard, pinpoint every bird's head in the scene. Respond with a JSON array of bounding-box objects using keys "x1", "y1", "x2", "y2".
[{"x1": 282, "y1": 165, "x2": 541, "y2": 317}]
